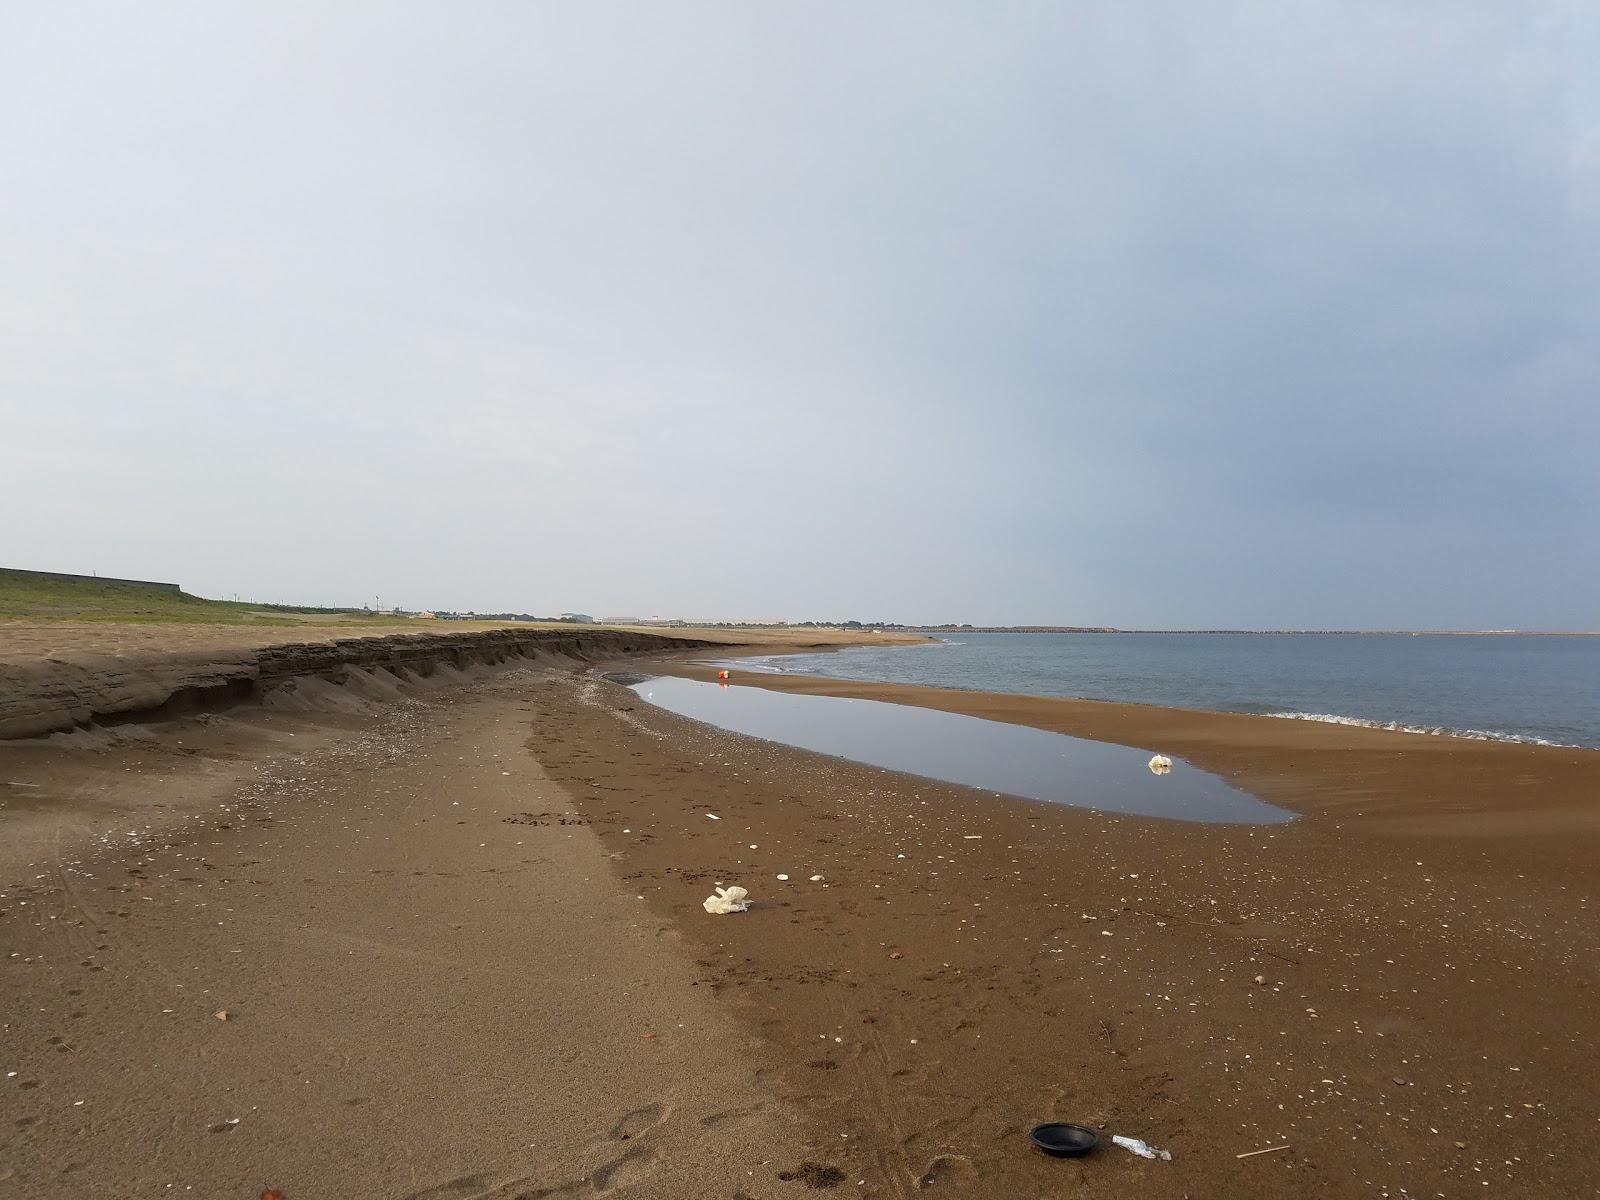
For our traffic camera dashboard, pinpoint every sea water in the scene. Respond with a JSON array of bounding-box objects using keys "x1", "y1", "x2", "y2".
[{"x1": 719, "y1": 632, "x2": 1600, "y2": 749}]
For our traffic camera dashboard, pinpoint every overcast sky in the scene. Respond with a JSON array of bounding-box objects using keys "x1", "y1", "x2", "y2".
[{"x1": 3, "y1": 3, "x2": 1595, "y2": 628}]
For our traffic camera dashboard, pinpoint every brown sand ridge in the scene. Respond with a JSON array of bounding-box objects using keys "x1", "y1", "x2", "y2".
[
  {"x1": 1, "y1": 628, "x2": 1596, "y2": 1198},
  {"x1": 0, "y1": 620, "x2": 923, "y2": 740}
]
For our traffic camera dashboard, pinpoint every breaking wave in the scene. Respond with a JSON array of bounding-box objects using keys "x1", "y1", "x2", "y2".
[
  {"x1": 1264, "y1": 710, "x2": 1571, "y2": 748},
  {"x1": 705, "y1": 656, "x2": 818, "y2": 675}
]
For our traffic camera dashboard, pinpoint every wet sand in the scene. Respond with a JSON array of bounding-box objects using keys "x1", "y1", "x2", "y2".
[
  {"x1": 550, "y1": 660, "x2": 1600, "y2": 1197},
  {"x1": 3, "y1": 649, "x2": 1597, "y2": 1197}
]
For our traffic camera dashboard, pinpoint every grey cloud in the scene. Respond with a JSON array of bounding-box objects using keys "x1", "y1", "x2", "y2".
[{"x1": 1, "y1": 2, "x2": 1594, "y2": 627}]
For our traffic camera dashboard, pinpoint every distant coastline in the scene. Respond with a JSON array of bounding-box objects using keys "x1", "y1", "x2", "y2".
[
  {"x1": 903, "y1": 626, "x2": 1598, "y2": 636},
  {"x1": 617, "y1": 620, "x2": 1597, "y2": 637}
]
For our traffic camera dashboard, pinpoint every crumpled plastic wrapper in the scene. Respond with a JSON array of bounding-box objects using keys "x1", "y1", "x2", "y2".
[
  {"x1": 703, "y1": 885, "x2": 750, "y2": 914},
  {"x1": 1112, "y1": 1135, "x2": 1172, "y2": 1161}
]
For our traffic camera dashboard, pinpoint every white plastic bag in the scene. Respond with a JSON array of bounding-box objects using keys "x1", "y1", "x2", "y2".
[{"x1": 703, "y1": 885, "x2": 750, "y2": 914}]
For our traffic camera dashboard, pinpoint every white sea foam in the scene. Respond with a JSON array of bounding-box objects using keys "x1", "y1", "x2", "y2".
[
  {"x1": 1264, "y1": 711, "x2": 1569, "y2": 747},
  {"x1": 706, "y1": 656, "x2": 788, "y2": 674},
  {"x1": 707, "y1": 655, "x2": 828, "y2": 675}
]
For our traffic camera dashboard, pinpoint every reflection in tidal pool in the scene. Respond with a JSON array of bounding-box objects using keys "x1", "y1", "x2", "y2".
[{"x1": 631, "y1": 676, "x2": 1294, "y2": 825}]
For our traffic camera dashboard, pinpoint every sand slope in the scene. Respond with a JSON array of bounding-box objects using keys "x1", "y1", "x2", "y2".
[{"x1": 0, "y1": 674, "x2": 809, "y2": 1198}]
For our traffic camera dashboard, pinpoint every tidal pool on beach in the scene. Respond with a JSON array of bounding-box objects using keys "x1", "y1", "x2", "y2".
[{"x1": 631, "y1": 675, "x2": 1295, "y2": 825}]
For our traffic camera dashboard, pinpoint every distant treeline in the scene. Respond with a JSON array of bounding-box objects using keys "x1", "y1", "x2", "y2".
[
  {"x1": 254, "y1": 602, "x2": 380, "y2": 615},
  {"x1": 427, "y1": 612, "x2": 592, "y2": 623},
  {"x1": 908, "y1": 624, "x2": 1121, "y2": 633},
  {"x1": 628, "y1": 619, "x2": 1120, "y2": 633},
  {"x1": 637, "y1": 619, "x2": 907, "y2": 631}
]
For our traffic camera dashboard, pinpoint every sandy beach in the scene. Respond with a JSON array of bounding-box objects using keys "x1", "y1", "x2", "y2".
[
  {"x1": 11, "y1": 5, "x2": 1592, "y2": 1195},
  {"x1": 3, "y1": 634, "x2": 1597, "y2": 1198}
]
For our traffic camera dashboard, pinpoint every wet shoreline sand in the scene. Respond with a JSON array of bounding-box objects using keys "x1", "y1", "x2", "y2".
[
  {"x1": 557, "y1": 656, "x2": 1600, "y2": 1196},
  {"x1": 653, "y1": 657, "x2": 1600, "y2": 840}
]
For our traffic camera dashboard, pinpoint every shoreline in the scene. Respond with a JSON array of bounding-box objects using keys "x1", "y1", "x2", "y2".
[
  {"x1": 649, "y1": 659, "x2": 1600, "y2": 838},
  {"x1": 691, "y1": 640, "x2": 1598, "y2": 751}
]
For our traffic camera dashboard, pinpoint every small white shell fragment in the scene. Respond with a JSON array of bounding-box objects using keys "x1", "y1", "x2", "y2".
[
  {"x1": 705, "y1": 813, "x2": 721, "y2": 820},
  {"x1": 1148, "y1": 755, "x2": 1173, "y2": 775},
  {"x1": 776, "y1": 873, "x2": 788, "y2": 880},
  {"x1": 809, "y1": 874, "x2": 825, "y2": 882}
]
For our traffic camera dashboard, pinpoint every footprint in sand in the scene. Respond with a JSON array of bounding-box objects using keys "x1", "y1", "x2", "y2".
[
  {"x1": 699, "y1": 1101, "x2": 768, "y2": 1131},
  {"x1": 917, "y1": 1154, "x2": 978, "y2": 1189},
  {"x1": 504, "y1": 1145, "x2": 658, "y2": 1199},
  {"x1": 403, "y1": 1105, "x2": 670, "y2": 1200},
  {"x1": 607, "y1": 1102, "x2": 669, "y2": 1141},
  {"x1": 590, "y1": 1146, "x2": 658, "y2": 1193},
  {"x1": 401, "y1": 1176, "x2": 493, "y2": 1199}
]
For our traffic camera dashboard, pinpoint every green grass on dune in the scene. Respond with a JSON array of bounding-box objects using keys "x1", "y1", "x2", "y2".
[{"x1": 0, "y1": 571, "x2": 408, "y2": 627}]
